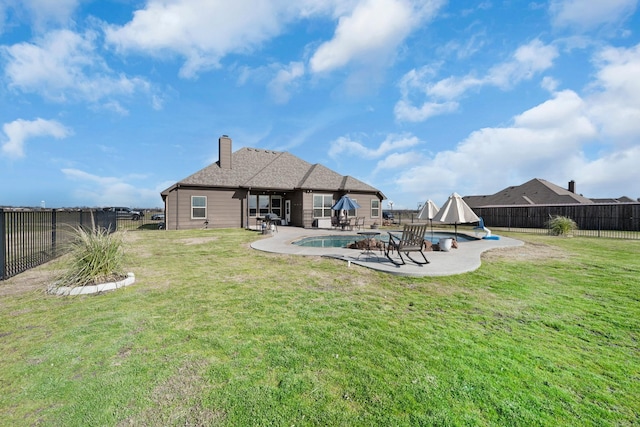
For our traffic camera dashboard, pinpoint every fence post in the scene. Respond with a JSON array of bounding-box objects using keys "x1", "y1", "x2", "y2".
[
  {"x1": 52, "y1": 209, "x2": 57, "y2": 257},
  {"x1": 0, "y1": 209, "x2": 5, "y2": 280}
]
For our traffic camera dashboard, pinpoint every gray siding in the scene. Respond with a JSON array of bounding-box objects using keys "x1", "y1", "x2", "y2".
[
  {"x1": 165, "y1": 187, "x2": 383, "y2": 230},
  {"x1": 165, "y1": 187, "x2": 243, "y2": 230},
  {"x1": 288, "y1": 192, "x2": 305, "y2": 227}
]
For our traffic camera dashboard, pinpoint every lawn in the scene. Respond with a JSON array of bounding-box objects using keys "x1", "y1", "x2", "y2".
[{"x1": 0, "y1": 229, "x2": 638, "y2": 426}]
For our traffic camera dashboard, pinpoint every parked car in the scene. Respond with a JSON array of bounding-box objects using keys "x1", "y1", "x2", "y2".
[
  {"x1": 383, "y1": 211, "x2": 395, "y2": 221},
  {"x1": 151, "y1": 213, "x2": 165, "y2": 221},
  {"x1": 104, "y1": 207, "x2": 143, "y2": 220}
]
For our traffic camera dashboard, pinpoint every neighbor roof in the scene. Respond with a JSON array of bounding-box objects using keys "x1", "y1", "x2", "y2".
[
  {"x1": 590, "y1": 196, "x2": 635, "y2": 203},
  {"x1": 162, "y1": 147, "x2": 384, "y2": 198},
  {"x1": 463, "y1": 178, "x2": 593, "y2": 207}
]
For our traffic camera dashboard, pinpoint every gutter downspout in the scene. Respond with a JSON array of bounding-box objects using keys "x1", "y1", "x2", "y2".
[
  {"x1": 175, "y1": 184, "x2": 179, "y2": 231},
  {"x1": 246, "y1": 187, "x2": 251, "y2": 229}
]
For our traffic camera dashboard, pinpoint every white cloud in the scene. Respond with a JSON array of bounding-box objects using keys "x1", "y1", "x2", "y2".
[
  {"x1": 62, "y1": 168, "x2": 163, "y2": 207},
  {"x1": 396, "y1": 65, "x2": 437, "y2": 97},
  {"x1": 390, "y1": 90, "x2": 600, "y2": 204},
  {"x1": 395, "y1": 39, "x2": 558, "y2": 122},
  {"x1": 0, "y1": 0, "x2": 80, "y2": 34},
  {"x1": 105, "y1": 0, "x2": 300, "y2": 78},
  {"x1": 100, "y1": 101, "x2": 129, "y2": 116},
  {"x1": 387, "y1": 71, "x2": 640, "y2": 205},
  {"x1": 486, "y1": 39, "x2": 559, "y2": 88},
  {"x1": 22, "y1": 0, "x2": 80, "y2": 30},
  {"x1": 0, "y1": 2, "x2": 9, "y2": 35},
  {"x1": 576, "y1": 145, "x2": 640, "y2": 198},
  {"x1": 329, "y1": 133, "x2": 421, "y2": 159},
  {"x1": 550, "y1": 0, "x2": 638, "y2": 30},
  {"x1": 423, "y1": 74, "x2": 483, "y2": 100},
  {"x1": 372, "y1": 151, "x2": 423, "y2": 174},
  {"x1": 267, "y1": 62, "x2": 305, "y2": 104},
  {"x1": 1, "y1": 118, "x2": 72, "y2": 158},
  {"x1": 439, "y1": 31, "x2": 487, "y2": 60},
  {"x1": 310, "y1": 0, "x2": 440, "y2": 73},
  {"x1": 103, "y1": 0, "x2": 444, "y2": 78},
  {"x1": 541, "y1": 76, "x2": 560, "y2": 92},
  {"x1": 586, "y1": 43, "x2": 640, "y2": 145},
  {"x1": 393, "y1": 100, "x2": 459, "y2": 122},
  {"x1": 514, "y1": 90, "x2": 595, "y2": 132},
  {"x1": 1, "y1": 29, "x2": 153, "y2": 106}
]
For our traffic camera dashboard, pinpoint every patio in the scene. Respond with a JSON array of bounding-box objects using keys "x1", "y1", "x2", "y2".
[{"x1": 250, "y1": 226, "x2": 523, "y2": 277}]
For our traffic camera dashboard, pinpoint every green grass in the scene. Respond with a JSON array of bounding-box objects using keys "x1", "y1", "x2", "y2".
[{"x1": 1, "y1": 229, "x2": 638, "y2": 426}]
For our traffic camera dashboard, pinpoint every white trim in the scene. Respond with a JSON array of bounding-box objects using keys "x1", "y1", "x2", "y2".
[{"x1": 191, "y1": 195, "x2": 207, "y2": 219}]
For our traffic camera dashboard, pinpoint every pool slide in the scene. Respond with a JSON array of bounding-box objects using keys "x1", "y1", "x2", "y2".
[{"x1": 474, "y1": 217, "x2": 500, "y2": 240}]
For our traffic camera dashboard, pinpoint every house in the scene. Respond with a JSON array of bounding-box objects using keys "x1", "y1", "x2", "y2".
[
  {"x1": 463, "y1": 178, "x2": 638, "y2": 231},
  {"x1": 463, "y1": 178, "x2": 594, "y2": 208},
  {"x1": 160, "y1": 136, "x2": 386, "y2": 230},
  {"x1": 590, "y1": 196, "x2": 636, "y2": 203}
]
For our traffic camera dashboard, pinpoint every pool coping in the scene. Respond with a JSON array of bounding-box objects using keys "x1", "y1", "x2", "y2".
[
  {"x1": 291, "y1": 231, "x2": 479, "y2": 247},
  {"x1": 250, "y1": 226, "x2": 524, "y2": 277}
]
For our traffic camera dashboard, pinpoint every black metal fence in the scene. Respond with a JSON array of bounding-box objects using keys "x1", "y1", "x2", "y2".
[
  {"x1": 394, "y1": 204, "x2": 640, "y2": 240},
  {"x1": 0, "y1": 208, "x2": 164, "y2": 280},
  {"x1": 472, "y1": 203, "x2": 640, "y2": 239}
]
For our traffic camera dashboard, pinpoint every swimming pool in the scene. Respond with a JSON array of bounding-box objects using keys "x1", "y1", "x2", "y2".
[{"x1": 292, "y1": 232, "x2": 477, "y2": 248}]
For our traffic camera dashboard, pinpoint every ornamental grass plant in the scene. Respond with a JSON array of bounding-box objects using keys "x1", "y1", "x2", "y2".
[
  {"x1": 546, "y1": 215, "x2": 578, "y2": 236},
  {"x1": 56, "y1": 226, "x2": 126, "y2": 288}
]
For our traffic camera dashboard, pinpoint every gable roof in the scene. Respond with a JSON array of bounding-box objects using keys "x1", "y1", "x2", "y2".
[
  {"x1": 590, "y1": 196, "x2": 635, "y2": 203},
  {"x1": 464, "y1": 178, "x2": 593, "y2": 207},
  {"x1": 162, "y1": 147, "x2": 384, "y2": 197}
]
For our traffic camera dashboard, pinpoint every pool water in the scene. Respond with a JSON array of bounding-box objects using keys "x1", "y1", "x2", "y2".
[{"x1": 292, "y1": 232, "x2": 477, "y2": 248}]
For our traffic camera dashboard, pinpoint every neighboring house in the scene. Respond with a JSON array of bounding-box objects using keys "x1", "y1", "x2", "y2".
[
  {"x1": 160, "y1": 136, "x2": 386, "y2": 230},
  {"x1": 463, "y1": 178, "x2": 638, "y2": 231},
  {"x1": 590, "y1": 196, "x2": 636, "y2": 203},
  {"x1": 463, "y1": 178, "x2": 594, "y2": 208}
]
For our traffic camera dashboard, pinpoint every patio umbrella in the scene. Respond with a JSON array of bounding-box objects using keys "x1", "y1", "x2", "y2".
[
  {"x1": 332, "y1": 195, "x2": 361, "y2": 211},
  {"x1": 431, "y1": 192, "x2": 479, "y2": 238},
  {"x1": 417, "y1": 199, "x2": 440, "y2": 240},
  {"x1": 332, "y1": 195, "x2": 361, "y2": 226}
]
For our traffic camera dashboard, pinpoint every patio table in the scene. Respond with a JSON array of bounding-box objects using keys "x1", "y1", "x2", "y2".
[{"x1": 357, "y1": 231, "x2": 381, "y2": 259}]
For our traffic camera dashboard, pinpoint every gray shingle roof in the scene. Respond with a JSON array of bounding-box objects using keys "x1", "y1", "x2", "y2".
[
  {"x1": 591, "y1": 196, "x2": 635, "y2": 203},
  {"x1": 464, "y1": 178, "x2": 593, "y2": 207},
  {"x1": 166, "y1": 147, "x2": 382, "y2": 195}
]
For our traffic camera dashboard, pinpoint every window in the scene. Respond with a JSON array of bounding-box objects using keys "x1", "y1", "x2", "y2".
[
  {"x1": 249, "y1": 195, "x2": 257, "y2": 217},
  {"x1": 313, "y1": 194, "x2": 333, "y2": 218},
  {"x1": 248, "y1": 194, "x2": 281, "y2": 218},
  {"x1": 371, "y1": 199, "x2": 380, "y2": 218},
  {"x1": 192, "y1": 196, "x2": 207, "y2": 219},
  {"x1": 271, "y1": 196, "x2": 282, "y2": 218},
  {"x1": 258, "y1": 195, "x2": 270, "y2": 216}
]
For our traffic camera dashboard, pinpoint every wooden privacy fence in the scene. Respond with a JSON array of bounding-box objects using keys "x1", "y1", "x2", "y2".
[
  {"x1": 472, "y1": 203, "x2": 640, "y2": 233},
  {"x1": 0, "y1": 209, "x2": 117, "y2": 280}
]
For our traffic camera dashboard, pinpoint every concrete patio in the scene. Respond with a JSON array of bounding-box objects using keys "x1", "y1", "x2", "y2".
[{"x1": 250, "y1": 226, "x2": 523, "y2": 277}]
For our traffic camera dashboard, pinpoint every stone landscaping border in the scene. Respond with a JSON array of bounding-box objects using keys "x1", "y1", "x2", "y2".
[{"x1": 47, "y1": 273, "x2": 135, "y2": 296}]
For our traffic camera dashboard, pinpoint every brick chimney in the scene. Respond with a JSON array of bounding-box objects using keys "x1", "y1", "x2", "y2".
[
  {"x1": 568, "y1": 180, "x2": 576, "y2": 193},
  {"x1": 219, "y1": 135, "x2": 232, "y2": 169}
]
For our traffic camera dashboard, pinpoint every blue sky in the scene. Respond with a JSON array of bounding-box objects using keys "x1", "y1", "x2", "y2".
[{"x1": 1, "y1": 0, "x2": 639, "y2": 210}]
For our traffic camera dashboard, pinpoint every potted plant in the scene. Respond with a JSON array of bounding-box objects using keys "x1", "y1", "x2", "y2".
[{"x1": 370, "y1": 221, "x2": 379, "y2": 229}]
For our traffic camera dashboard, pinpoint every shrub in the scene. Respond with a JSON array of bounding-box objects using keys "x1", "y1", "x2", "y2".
[
  {"x1": 547, "y1": 215, "x2": 578, "y2": 236},
  {"x1": 57, "y1": 226, "x2": 126, "y2": 287}
]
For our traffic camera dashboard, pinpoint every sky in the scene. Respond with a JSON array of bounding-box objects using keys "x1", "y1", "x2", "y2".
[{"x1": 1, "y1": 0, "x2": 639, "y2": 210}]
